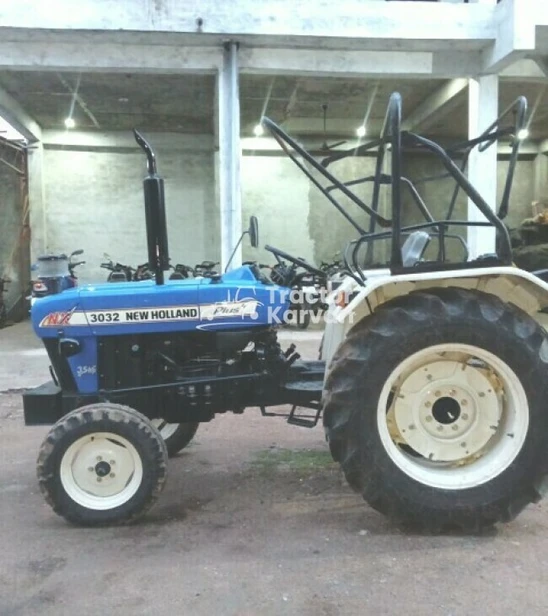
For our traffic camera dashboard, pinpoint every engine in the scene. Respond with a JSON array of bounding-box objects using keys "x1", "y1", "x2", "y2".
[{"x1": 94, "y1": 326, "x2": 284, "y2": 422}]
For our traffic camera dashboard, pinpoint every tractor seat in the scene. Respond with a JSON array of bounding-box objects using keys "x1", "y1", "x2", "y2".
[{"x1": 401, "y1": 231, "x2": 431, "y2": 267}]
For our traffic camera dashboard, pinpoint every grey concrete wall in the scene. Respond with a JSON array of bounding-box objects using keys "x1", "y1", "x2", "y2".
[
  {"x1": 534, "y1": 153, "x2": 548, "y2": 204},
  {"x1": 241, "y1": 154, "x2": 382, "y2": 267},
  {"x1": 241, "y1": 156, "x2": 315, "y2": 265},
  {"x1": 0, "y1": 160, "x2": 22, "y2": 313},
  {"x1": 42, "y1": 147, "x2": 217, "y2": 283},
  {"x1": 501, "y1": 158, "x2": 536, "y2": 229}
]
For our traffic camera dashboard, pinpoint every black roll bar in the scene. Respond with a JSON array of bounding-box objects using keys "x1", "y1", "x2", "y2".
[{"x1": 261, "y1": 93, "x2": 527, "y2": 285}]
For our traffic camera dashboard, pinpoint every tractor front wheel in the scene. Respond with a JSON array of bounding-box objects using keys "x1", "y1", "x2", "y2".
[
  {"x1": 37, "y1": 403, "x2": 168, "y2": 526},
  {"x1": 150, "y1": 419, "x2": 199, "y2": 457},
  {"x1": 323, "y1": 288, "x2": 548, "y2": 532}
]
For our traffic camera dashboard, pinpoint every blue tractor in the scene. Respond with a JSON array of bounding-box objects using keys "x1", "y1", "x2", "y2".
[
  {"x1": 24, "y1": 92, "x2": 548, "y2": 532},
  {"x1": 24, "y1": 129, "x2": 325, "y2": 526}
]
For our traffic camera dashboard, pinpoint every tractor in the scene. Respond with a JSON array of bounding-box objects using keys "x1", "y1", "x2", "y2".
[{"x1": 23, "y1": 92, "x2": 548, "y2": 532}]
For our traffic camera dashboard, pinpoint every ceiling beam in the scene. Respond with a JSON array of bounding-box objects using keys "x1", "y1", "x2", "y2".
[
  {"x1": 0, "y1": 42, "x2": 221, "y2": 73},
  {"x1": 240, "y1": 49, "x2": 434, "y2": 77},
  {"x1": 402, "y1": 79, "x2": 468, "y2": 132},
  {"x1": 499, "y1": 57, "x2": 547, "y2": 80},
  {"x1": 0, "y1": 41, "x2": 485, "y2": 79},
  {"x1": 0, "y1": 84, "x2": 41, "y2": 142},
  {"x1": 482, "y1": 0, "x2": 536, "y2": 73},
  {"x1": 532, "y1": 56, "x2": 548, "y2": 77},
  {"x1": 0, "y1": 1, "x2": 497, "y2": 48}
]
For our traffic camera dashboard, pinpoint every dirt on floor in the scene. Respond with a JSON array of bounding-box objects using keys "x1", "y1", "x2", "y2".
[{"x1": 1, "y1": 323, "x2": 548, "y2": 615}]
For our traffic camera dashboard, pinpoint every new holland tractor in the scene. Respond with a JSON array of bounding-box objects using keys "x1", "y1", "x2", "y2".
[{"x1": 23, "y1": 92, "x2": 548, "y2": 532}]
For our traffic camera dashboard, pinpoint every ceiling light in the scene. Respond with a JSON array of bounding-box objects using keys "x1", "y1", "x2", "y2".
[
  {"x1": 64, "y1": 117, "x2": 75, "y2": 129},
  {"x1": 517, "y1": 128, "x2": 529, "y2": 140},
  {"x1": 356, "y1": 125, "x2": 366, "y2": 138},
  {"x1": 253, "y1": 124, "x2": 264, "y2": 137}
]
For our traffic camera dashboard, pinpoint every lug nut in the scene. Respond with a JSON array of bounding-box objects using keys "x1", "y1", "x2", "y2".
[
  {"x1": 425, "y1": 416, "x2": 433, "y2": 423},
  {"x1": 452, "y1": 425, "x2": 459, "y2": 431},
  {"x1": 425, "y1": 401, "x2": 432, "y2": 408},
  {"x1": 461, "y1": 413, "x2": 469, "y2": 420},
  {"x1": 110, "y1": 473, "x2": 115, "y2": 478},
  {"x1": 97, "y1": 477, "x2": 102, "y2": 482},
  {"x1": 479, "y1": 392, "x2": 485, "y2": 398},
  {"x1": 461, "y1": 442, "x2": 467, "y2": 448},
  {"x1": 88, "y1": 467, "x2": 94, "y2": 472},
  {"x1": 449, "y1": 389, "x2": 456, "y2": 396},
  {"x1": 408, "y1": 424, "x2": 416, "y2": 430},
  {"x1": 437, "y1": 426, "x2": 444, "y2": 432},
  {"x1": 96, "y1": 456, "x2": 102, "y2": 462},
  {"x1": 435, "y1": 390, "x2": 441, "y2": 397},
  {"x1": 461, "y1": 400, "x2": 468, "y2": 406},
  {"x1": 110, "y1": 460, "x2": 115, "y2": 465}
]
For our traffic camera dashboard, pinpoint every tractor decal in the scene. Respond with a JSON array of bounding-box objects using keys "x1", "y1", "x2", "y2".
[
  {"x1": 39, "y1": 300, "x2": 261, "y2": 328},
  {"x1": 39, "y1": 307, "x2": 77, "y2": 327},
  {"x1": 200, "y1": 299, "x2": 261, "y2": 320}
]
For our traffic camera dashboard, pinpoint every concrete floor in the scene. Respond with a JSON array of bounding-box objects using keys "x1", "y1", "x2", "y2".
[{"x1": 1, "y1": 322, "x2": 548, "y2": 615}]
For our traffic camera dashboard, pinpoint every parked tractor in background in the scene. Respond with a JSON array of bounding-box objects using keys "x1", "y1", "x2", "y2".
[
  {"x1": 22, "y1": 92, "x2": 548, "y2": 534},
  {"x1": 101, "y1": 257, "x2": 221, "y2": 283}
]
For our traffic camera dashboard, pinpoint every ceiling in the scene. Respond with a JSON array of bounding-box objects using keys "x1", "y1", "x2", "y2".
[
  {"x1": 0, "y1": 70, "x2": 546, "y2": 142},
  {"x1": 241, "y1": 76, "x2": 446, "y2": 134},
  {"x1": 0, "y1": 72, "x2": 216, "y2": 134}
]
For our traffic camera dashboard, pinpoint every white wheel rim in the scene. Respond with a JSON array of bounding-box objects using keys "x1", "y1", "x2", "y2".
[
  {"x1": 377, "y1": 344, "x2": 529, "y2": 490},
  {"x1": 150, "y1": 419, "x2": 179, "y2": 440},
  {"x1": 60, "y1": 432, "x2": 143, "y2": 510}
]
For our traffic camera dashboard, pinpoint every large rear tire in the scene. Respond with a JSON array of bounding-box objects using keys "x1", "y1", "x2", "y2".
[
  {"x1": 322, "y1": 288, "x2": 548, "y2": 531},
  {"x1": 37, "y1": 403, "x2": 168, "y2": 526}
]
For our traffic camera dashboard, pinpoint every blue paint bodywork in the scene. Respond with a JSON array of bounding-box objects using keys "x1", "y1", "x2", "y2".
[{"x1": 32, "y1": 265, "x2": 290, "y2": 394}]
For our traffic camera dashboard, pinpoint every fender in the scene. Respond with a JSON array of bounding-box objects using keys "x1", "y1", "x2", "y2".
[{"x1": 321, "y1": 266, "x2": 548, "y2": 366}]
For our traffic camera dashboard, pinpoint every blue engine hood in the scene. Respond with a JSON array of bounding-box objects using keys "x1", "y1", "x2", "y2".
[{"x1": 32, "y1": 265, "x2": 290, "y2": 338}]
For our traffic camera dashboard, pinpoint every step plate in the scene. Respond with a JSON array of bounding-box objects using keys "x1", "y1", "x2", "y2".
[{"x1": 284, "y1": 380, "x2": 323, "y2": 392}]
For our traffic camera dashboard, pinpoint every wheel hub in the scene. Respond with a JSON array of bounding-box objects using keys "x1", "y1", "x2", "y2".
[
  {"x1": 94, "y1": 461, "x2": 112, "y2": 477},
  {"x1": 61, "y1": 433, "x2": 142, "y2": 507},
  {"x1": 393, "y1": 359, "x2": 502, "y2": 462},
  {"x1": 432, "y1": 397, "x2": 461, "y2": 424}
]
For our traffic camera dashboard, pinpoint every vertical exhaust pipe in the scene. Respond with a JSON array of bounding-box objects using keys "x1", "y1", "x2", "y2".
[{"x1": 133, "y1": 129, "x2": 170, "y2": 285}]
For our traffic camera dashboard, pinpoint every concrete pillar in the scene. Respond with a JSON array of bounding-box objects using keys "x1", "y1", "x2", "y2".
[
  {"x1": 217, "y1": 41, "x2": 242, "y2": 270},
  {"x1": 27, "y1": 142, "x2": 46, "y2": 261},
  {"x1": 534, "y1": 152, "x2": 548, "y2": 204},
  {"x1": 467, "y1": 75, "x2": 498, "y2": 259}
]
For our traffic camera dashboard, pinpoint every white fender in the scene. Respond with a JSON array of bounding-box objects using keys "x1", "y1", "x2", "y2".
[{"x1": 321, "y1": 266, "x2": 548, "y2": 366}]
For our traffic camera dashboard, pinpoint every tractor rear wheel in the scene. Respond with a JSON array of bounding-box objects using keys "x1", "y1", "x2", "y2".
[
  {"x1": 322, "y1": 288, "x2": 548, "y2": 532},
  {"x1": 37, "y1": 403, "x2": 168, "y2": 526},
  {"x1": 150, "y1": 419, "x2": 199, "y2": 457}
]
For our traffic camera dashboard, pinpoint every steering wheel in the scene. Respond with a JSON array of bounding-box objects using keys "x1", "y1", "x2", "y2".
[{"x1": 264, "y1": 244, "x2": 325, "y2": 276}]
